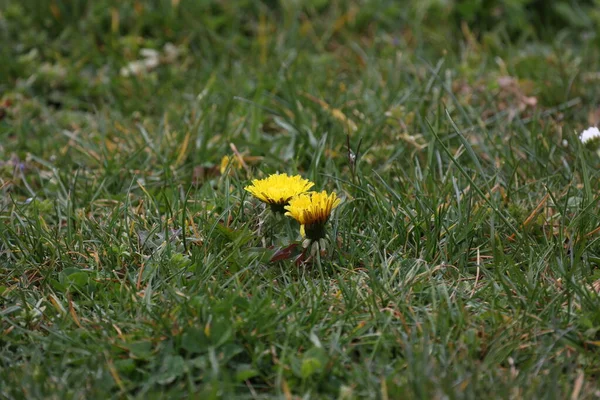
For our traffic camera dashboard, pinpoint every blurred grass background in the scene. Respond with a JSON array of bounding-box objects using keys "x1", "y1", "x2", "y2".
[{"x1": 2, "y1": 0, "x2": 600, "y2": 398}]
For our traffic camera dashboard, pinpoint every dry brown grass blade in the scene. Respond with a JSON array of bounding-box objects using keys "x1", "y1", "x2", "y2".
[{"x1": 523, "y1": 193, "x2": 550, "y2": 227}]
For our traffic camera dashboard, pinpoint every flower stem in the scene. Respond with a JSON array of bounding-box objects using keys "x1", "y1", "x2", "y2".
[{"x1": 315, "y1": 242, "x2": 326, "y2": 289}]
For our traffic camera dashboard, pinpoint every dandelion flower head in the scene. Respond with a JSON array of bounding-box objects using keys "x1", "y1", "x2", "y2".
[
  {"x1": 245, "y1": 173, "x2": 314, "y2": 212},
  {"x1": 285, "y1": 191, "x2": 341, "y2": 240},
  {"x1": 220, "y1": 155, "x2": 242, "y2": 175}
]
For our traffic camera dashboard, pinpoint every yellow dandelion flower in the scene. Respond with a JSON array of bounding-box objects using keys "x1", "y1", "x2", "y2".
[
  {"x1": 284, "y1": 191, "x2": 341, "y2": 240},
  {"x1": 245, "y1": 173, "x2": 314, "y2": 213},
  {"x1": 220, "y1": 155, "x2": 242, "y2": 175}
]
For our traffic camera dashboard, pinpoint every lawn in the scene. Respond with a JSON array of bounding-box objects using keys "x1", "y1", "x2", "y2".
[{"x1": 2, "y1": 0, "x2": 600, "y2": 398}]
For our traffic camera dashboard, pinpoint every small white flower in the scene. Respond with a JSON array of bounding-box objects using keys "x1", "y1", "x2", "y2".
[
  {"x1": 579, "y1": 126, "x2": 600, "y2": 149},
  {"x1": 120, "y1": 48, "x2": 161, "y2": 77},
  {"x1": 139, "y1": 48, "x2": 160, "y2": 60},
  {"x1": 120, "y1": 60, "x2": 147, "y2": 77}
]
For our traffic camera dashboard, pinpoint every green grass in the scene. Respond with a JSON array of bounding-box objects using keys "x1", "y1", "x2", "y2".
[{"x1": 2, "y1": 0, "x2": 600, "y2": 398}]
